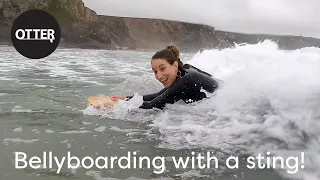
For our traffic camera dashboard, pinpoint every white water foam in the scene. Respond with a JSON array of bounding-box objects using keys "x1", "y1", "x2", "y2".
[
  {"x1": 3, "y1": 138, "x2": 39, "y2": 144},
  {"x1": 94, "y1": 126, "x2": 107, "y2": 132},
  {"x1": 85, "y1": 170, "x2": 174, "y2": 180},
  {"x1": 60, "y1": 130, "x2": 92, "y2": 134},
  {"x1": 13, "y1": 127, "x2": 22, "y2": 132},
  {"x1": 11, "y1": 105, "x2": 45, "y2": 113}
]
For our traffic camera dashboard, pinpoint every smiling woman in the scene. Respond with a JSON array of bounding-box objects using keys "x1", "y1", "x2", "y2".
[{"x1": 105, "y1": 46, "x2": 220, "y2": 109}]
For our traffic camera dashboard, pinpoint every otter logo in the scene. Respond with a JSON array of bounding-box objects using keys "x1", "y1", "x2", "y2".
[
  {"x1": 15, "y1": 29, "x2": 56, "y2": 43},
  {"x1": 11, "y1": 9, "x2": 61, "y2": 59}
]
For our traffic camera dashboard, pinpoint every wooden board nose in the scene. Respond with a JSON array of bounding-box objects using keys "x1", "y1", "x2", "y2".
[{"x1": 87, "y1": 96, "x2": 109, "y2": 106}]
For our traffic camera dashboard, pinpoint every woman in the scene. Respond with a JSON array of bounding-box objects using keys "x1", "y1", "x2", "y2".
[{"x1": 104, "y1": 46, "x2": 219, "y2": 109}]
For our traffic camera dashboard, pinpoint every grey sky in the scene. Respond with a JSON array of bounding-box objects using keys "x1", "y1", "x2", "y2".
[{"x1": 82, "y1": 0, "x2": 320, "y2": 39}]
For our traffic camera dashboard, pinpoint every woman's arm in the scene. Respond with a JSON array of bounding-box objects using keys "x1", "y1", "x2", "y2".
[
  {"x1": 139, "y1": 80, "x2": 187, "y2": 109},
  {"x1": 142, "y1": 88, "x2": 168, "y2": 101},
  {"x1": 111, "y1": 88, "x2": 167, "y2": 102},
  {"x1": 123, "y1": 88, "x2": 168, "y2": 101}
]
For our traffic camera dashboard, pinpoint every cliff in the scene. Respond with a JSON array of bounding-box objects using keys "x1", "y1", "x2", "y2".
[
  {"x1": 0, "y1": 0, "x2": 117, "y2": 49},
  {"x1": 98, "y1": 15, "x2": 225, "y2": 51},
  {"x1": 1, "y1": 0, "x2": 320, "y2": 52}
]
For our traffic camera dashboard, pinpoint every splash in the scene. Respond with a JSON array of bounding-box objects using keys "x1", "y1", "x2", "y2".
[
  {"x1": 149, "y1": 40, "x2": 320, "y2": 179},
  {"x1": 82, "y1": 40, "x2": 320, "y2": 179}
]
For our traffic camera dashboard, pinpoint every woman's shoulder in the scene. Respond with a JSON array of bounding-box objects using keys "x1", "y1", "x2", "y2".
[{"x1": 182, "y1": 64, "x2": 212, "y2": 77}]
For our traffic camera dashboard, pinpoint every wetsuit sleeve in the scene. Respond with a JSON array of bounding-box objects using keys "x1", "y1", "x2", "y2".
[
  {"x1": 141, "y1": 88, "x2": 167, "y2": 101},
  {"x1": 139, "y1": 80, "x2": 187, "y2": 109},
  {"x1": 125, "y1": 88, "x2": 167, "y2": 101}
]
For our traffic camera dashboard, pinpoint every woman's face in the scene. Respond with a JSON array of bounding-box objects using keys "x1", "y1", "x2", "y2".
[{"x1": 151, "y1": 59, "x2": 178, "y2": 88}]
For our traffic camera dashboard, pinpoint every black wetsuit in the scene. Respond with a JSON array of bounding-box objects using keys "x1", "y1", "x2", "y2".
[{"x1": 126, "y1": 64, "x2": 219, "y2": 109}]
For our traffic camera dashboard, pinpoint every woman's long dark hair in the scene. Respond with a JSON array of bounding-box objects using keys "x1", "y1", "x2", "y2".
[{"x1": 152, "y1": 46, "x2": 183, "y2": 72}]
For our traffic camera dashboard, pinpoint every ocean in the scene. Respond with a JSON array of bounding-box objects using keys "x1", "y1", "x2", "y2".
[{"x1": 0, "y1": 40, "x2": 319, "y2": 180}]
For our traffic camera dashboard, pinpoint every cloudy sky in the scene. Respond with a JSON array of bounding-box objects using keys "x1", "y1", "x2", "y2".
[{"x1": 82, "y1": 0, "x2": 320, "y2": 38}]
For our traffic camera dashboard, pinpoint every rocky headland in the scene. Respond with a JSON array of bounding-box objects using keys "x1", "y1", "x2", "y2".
[{"x1": 1, "y1": 0, "x2": 320, "y2": 52}]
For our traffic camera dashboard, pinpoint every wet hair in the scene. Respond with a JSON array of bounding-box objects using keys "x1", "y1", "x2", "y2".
[{"x1": 152, "y1": 46, "x2": 183, "y2": 72}]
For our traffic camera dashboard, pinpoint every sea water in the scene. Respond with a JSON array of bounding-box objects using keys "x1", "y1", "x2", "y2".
[{"x1": 0, "y1": 40, "x2": 319, "y2": 180}]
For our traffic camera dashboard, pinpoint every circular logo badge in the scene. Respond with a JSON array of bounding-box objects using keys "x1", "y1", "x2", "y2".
[{"x1": 11, "y1": 9, "x2": 61, "y2": 59}]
